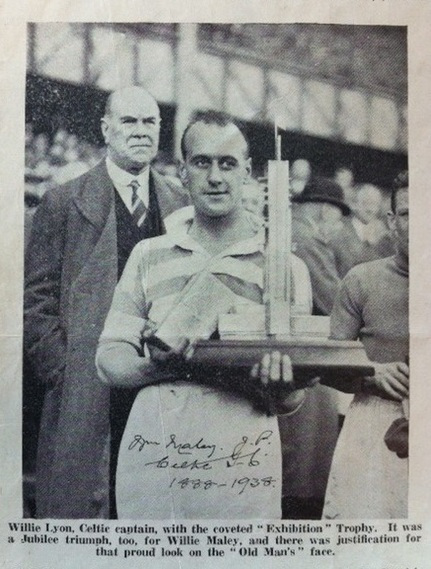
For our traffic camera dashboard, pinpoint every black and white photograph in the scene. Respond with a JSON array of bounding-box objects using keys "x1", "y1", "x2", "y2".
[
  {"x1": 22, "y1": 21, "x2": 409, "y2": 522},
  {"x1": 2, "y1": 2, "x2": 431, "y2": 567}
]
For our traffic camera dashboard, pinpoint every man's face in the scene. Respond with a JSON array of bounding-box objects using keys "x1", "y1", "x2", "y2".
[
  {"x1": 181, "y1": 123, "x2": 251, "y2": 218},
  {"x1": 101, "y1": 89, "x2": 160, "y2": 173},
  {"x1": 335, "y1": 168, "x2": 354, "y2": 190},
  {"x1": 355, "y1": 188, "x2": 382, "y2": 224},
  {"x1": 355, "y1": 187, "x2": 382, "y2": 224},
  {"x1": 291, "y1": 159, "x2": 311, "y2": 181},
  {"x1": 388, "y1": 188, "x2": 408, "y2": 259}
]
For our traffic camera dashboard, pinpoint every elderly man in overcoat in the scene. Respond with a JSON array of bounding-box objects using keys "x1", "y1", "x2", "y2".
[
  {"x1": 24, "y1": 86, "x2": 190, "y2": 518},
  {"x1": 292, "y1": 177, "x2": 350, "y2": 315}
]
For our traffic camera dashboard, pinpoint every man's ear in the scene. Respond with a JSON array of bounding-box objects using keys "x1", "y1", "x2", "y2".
[
  {"x1": 244, "y1": 157, "x2": 252, "y2": 183},
  {"x1": 387, "y1": 211, "x2": 396, "y2": 231},
  {"x1": 100, "y1": 117, "x2": 109, "y2": 144}
]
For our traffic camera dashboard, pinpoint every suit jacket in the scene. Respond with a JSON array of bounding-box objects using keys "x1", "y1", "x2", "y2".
[{"x1": 24, "y1": 160, "x2": 190, "y2": 518}]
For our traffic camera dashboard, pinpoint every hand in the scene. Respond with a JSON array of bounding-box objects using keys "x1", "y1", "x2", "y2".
[
  {"x1": 250, "y1": 351, "x2": 316, "y2": 415},
  {"x1": 141, "y1": 320, "x2": 191, "y2": 370},
  {"x1": 384, "y1": 417, "x2": 409, "y2": 458},
  {"x1": 372, "y1": 362, "x2": 409, "y2": 401}
]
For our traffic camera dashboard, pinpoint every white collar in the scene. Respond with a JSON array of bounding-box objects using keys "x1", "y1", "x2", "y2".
[
  {"x1": 163, "y1": 207, "x2": 265, "y2": 257},
  {"x1": 106, "y1": 157, "x2": 150, "y2": 209}
]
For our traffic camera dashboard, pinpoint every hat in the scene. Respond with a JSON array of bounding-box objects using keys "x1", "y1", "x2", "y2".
[{"x1": 293, "y1": 176, "x2": 350, "y2": 216}]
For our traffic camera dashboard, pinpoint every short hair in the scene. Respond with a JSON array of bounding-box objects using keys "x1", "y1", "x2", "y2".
[
  {"x1": 180, "y1": 110, "x2": 249, "y2": 159},
  {"x1": 391, "y1": 170, "x2": 408, "y2": 212}
]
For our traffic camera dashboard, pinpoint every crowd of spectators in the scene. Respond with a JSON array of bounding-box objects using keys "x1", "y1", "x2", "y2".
[
  {"x1": 243, "y1": 159, "x2": 393, "y2": 275},
  {"x1": 25, "y1": 124, "x2": 105, "y2": 194},
  {"x1": 25, "y1": 125, "x2": 105, "y2": 247}
]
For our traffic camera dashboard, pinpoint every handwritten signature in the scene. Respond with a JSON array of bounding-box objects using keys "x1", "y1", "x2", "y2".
[
  {"x1": 166, "y1": 434, "x2": 217, "y2": 458},
  {"x1": 127, "y1": 430, "x2": 274, "y2": 471},
  {"x1": 128, "y1": 436, "x2": 160, "y2": 452}
]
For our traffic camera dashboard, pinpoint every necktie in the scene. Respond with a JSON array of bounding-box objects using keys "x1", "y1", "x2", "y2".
[{"x1": 128, "y1": 180, "x2": 147, "y2": 227}]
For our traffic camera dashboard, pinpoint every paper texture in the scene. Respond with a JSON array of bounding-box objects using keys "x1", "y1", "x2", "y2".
[{"x1": 1, "y1": 1, "x2": 431, "y2": 568}]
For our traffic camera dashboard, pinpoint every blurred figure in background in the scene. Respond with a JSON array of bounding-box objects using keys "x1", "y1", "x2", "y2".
[
  {"x1": 334, "y1": 165, "x2": 356, "y2": 211},
  {"x1": 27, "y1": 133, "x2": 51, "y2": 178},
  {"x1": 330, "y1": 183, "x2": 393, "y2": 278},
  {"x1": 355, "y1": 184, "x2": 388, "y2": 242},
  {"x1": 52, "y1": 135, "x2": 90, "y2": 185},
  {"x1": 320, "y1": 198, "x2": 345, "y2": 241},
  {"x1": 152, "y1": 154, "x2": 183, "y2": 188},
  {"x1": 292, "y1": 177, "x2": 349, "y2": 316},
  {"x1": 287, "y1": 176, "x2": 348, "y2": 518},
  {"x1": 32, "y1": 133, "x2": 50, "y2": 164},
  {"x1": 25, "y1": 124, "x2": 106, "y2": 194},
  {"x1": 290, "y1": 158, "x2": 312, "y2": 196},
  {"x1": 242, "y1": 177, "x2": 265, "y2": 220}
]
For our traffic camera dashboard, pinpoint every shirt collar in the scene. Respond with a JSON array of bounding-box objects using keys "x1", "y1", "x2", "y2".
[
  {"x1": 106, "y1": 157, "x2": 150, "y2": 191},
  {"x1": 164, "y1": 209, "x2": 265, "y2": 257}
]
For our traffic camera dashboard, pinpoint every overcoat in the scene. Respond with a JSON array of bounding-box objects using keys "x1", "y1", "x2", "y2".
[
  {"x1": 292, "y1": 213, "x2": 340, "y2": 315},
  {"x1": 24, "y1": 160, "x2": 190, "y2": 518}
]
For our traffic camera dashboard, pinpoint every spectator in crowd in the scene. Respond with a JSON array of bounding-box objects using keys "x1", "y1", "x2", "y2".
[
  {"x1": 330, "y1": 183, "x2": 393, "y2": 278},
  {"x1": 96, "y1": 110, "x2": 316, "y2": 519},
  {"x1": 324, "y1": 171, "x2": 409, "y2": 519},
  {"x1": 52, "y1": 146, "x2": 90, "y2": 185},
  {"x1": 334, "y1": 165, "x2": 356, "y2": 210},
  {"x1": 25, "y1": 122, "x2": 33, "y2": 147},
  {"x1": 288, "y1": 176, "x2": 349, "y2": 517},
  {"x1": 25, "y1": 132, "x2": 50, "y2": 174},
  {"x1": 242, "y1": 177, "x2": 265, "y2": 219},
  {"x1": 32, "y1": 133, "x2": 50, "y2": 164},
  {"x1": 24, "y1": 86, "x2": 190, "y2": 519},
  {"x1": 290, "y1": 158, "x2": 312, "y2": 196},
  {"x1": 320, "y1": 198, "x2": 345, "y2": 241},
  {"x1": 25, "y1": 125, "x2": 105, "y2": 193},
  {"x1": 52, "y1": 127, "x2": 69, "y2": 147},
  {"x1": 152, "y1": 154, "x2": 183, "y2": 188},
  {"x1": 292, "y1": 177, "x2": 349, "y2": 316}
]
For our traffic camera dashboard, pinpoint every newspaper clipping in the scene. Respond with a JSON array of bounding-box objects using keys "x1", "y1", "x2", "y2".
[{"x1": 1, "y1": 1, "x2": 431, "y2": 568}]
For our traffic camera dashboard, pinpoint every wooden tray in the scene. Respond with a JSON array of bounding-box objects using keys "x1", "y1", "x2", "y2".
[{"x1": 190, "y1": 337, "x2": 374, "y2": 389}]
